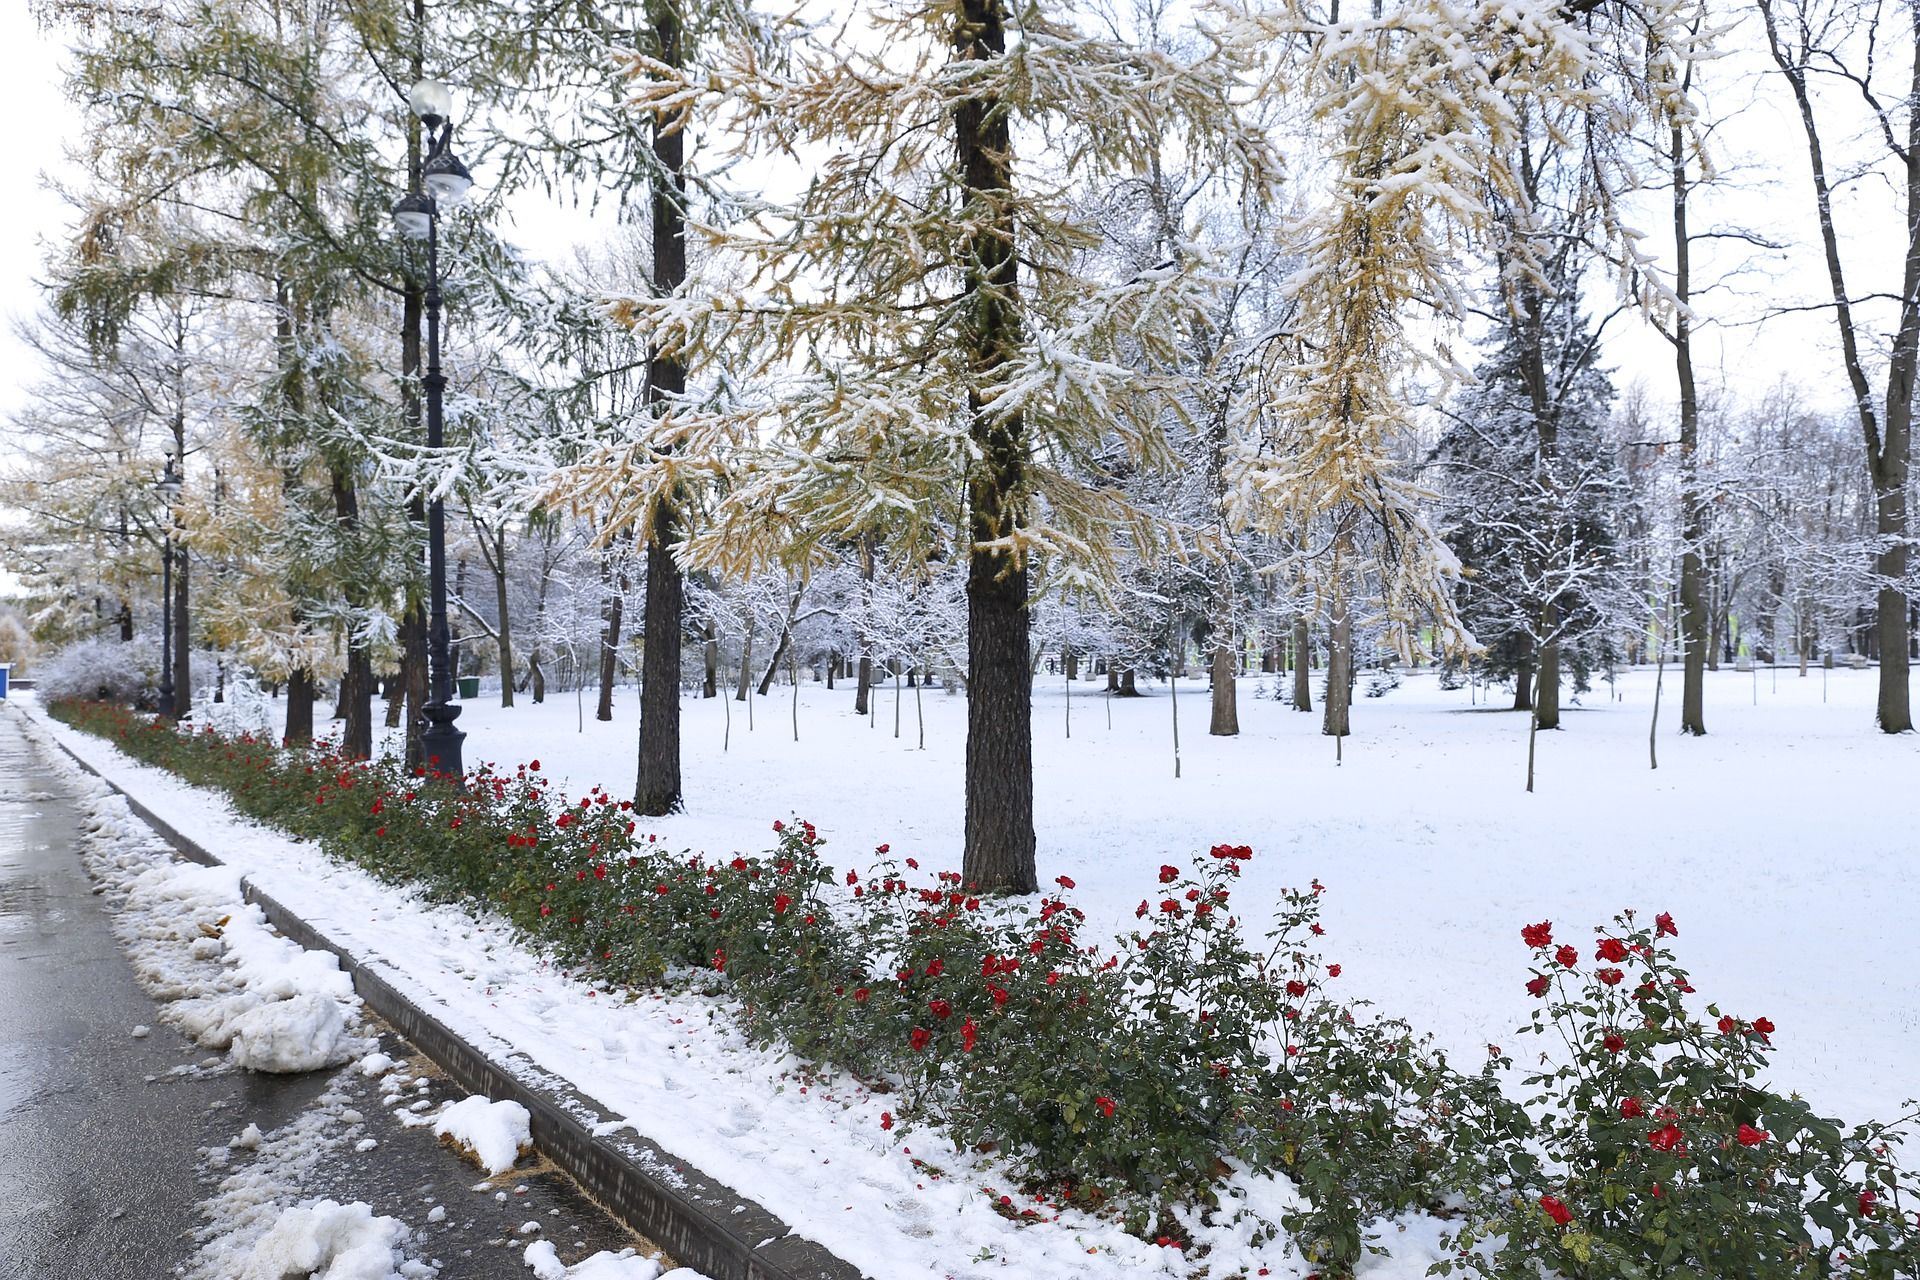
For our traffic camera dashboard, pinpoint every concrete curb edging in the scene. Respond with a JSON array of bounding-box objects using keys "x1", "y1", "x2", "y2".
[{"x1": 36, "y1": 718, "x2": 867, "y2": 1280}]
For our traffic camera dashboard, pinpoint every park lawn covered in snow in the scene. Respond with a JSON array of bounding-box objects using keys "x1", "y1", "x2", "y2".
[{"x1": 384, "y1": 663, "x2": 1920, "y2": 1126}]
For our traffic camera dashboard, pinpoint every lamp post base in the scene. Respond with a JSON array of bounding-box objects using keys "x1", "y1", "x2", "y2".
[{"x1": 421, "y1": 703, "x2": 465, "y2": 782}]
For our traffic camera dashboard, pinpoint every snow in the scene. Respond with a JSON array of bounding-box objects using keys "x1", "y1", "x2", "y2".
[
  {"x1": 432, "y1": 1096, "x2": 532, "y2": 1176},
  {"x1": 20, "y1": 666, "x2": 1920, "y2": 1277},
  {"x1": 523, "y1": 1240, "x2": 704, "y2": 1280},
  {"x1": 49, "y1": 740, "x2": 371, "y2": 1074},
  {"x1": 239, "y1": 1199, "x2": 432, "y2": 1280}
]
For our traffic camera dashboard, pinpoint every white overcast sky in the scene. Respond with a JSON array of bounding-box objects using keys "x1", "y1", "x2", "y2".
[{"x1": 0, "y1": 0, "x2": 1904, "y2": 562}]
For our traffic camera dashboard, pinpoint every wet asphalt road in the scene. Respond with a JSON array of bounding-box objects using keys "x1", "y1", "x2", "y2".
[{"x1": 0, "y1": 706, "x2": 656, "y2": 1278}]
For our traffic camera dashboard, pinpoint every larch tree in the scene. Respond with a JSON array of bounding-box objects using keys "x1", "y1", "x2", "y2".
[{"x1": 574, "y1": 0, "x2": 1278, "y2": 890}]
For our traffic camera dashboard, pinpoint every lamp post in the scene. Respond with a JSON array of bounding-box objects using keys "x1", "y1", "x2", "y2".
[
  {"x1": 393, "y1": 79, "x2": 474, "y2": 782},
  {"x1": 156, "y1": 457, "x2": 182, "y2": 718}
]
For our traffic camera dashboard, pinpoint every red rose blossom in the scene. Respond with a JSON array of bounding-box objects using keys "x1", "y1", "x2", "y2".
[
  {"x1": 1527, "y1": 975, "x2": 1551, "y2": 998},
  {"x1": 1598, "y1": 967, "x2": 1625, "y2": 987},
  {"x1": 1158, "y1": 865, "x2": 1179, "y2": 884},
  {"x1": 1655, "y1": 912, "x2": 1678, "y2": 937},
  {"x1": 1095, "y1": 1096, "x2": 1115, "y2": 1117},
  {"x1": 1538, "y1": 1195, "x2": 1573, "y2": 1227},
  {"x1": 1737, "y1": 1124, "x2": 1770, "y2": 1146},
  {"x1": 1597, "y1": 938, "x2": 1630, "y2": 963},
  {"x1": 909, "y1": 1027, "x2": 930, "y2": 1052},
  {"x1": 1648, "y1": 1123, "x2": 1685, "y2": 1152},
  {"x1": 1522, "y1": 921, "x2": 1554, "y2": 949},
  {"x1": 1620, "y1": 1096, "x2": 1644, "y2": 1119}
]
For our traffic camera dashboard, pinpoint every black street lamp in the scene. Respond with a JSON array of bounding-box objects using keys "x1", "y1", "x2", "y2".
[
  {"x1": 156, "y1": 456, "x2": 182, "y2": 718},
  {"x1": 394, "y1": 79, "x2": 474, "y2": 782}
]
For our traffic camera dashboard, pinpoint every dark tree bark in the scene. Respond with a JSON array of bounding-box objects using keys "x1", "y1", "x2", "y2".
[
  {"x1": 1322, "y1": 579, "x2": 1352, "y2": 739},
  {"x1": 597, "y1": 537, "x2": 627, "y2": 722},
  {"x1": 855, "y1": 536, "x2": 875, "y2": 716},
  {"x1": 704, "y1": 622, "x2": 719, "y2": 697},
  {"x1": 1666, "y1": 69, "x2": 1709, "y2": 736},
  {"x1": 171, "y1": 534, "x2": 191, "y2": 719},
  {"x1": 634, "y1": 0, "x2": 690, "y2": 813},
  {"x1": 330, "y1": 467, "x2": 374, "y2": 759},
  {"x1": 1208, "y1": 593, "x2": 1238, "y2": 737},
  {"x1": 285, "y1": 666, "x2": 315, "y2": 746},
  {"x1": 956, "y1": 0, "x2": 1035, "y2": 893},
  {"x1": 1290, "y1": 616, "x2": 1312, "y2": 712}
]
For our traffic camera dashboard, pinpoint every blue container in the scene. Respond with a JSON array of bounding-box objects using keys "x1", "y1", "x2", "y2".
[{"x1": 0, "y1": 664, "x2": 11, "y2": 700}]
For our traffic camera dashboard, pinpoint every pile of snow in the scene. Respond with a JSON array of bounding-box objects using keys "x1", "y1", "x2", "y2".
[
  {"x1": 31, "y1": 722, "x2": 370, "y2": 1074},
  {"x1": 239, "y1": 1199, "x2": 434, "y2": 1280},
  {"x1": 432, "y1": 1095, "x2": 531, "y2": 1175},
  {"x1": 523, "y1": 1241, "x2": 708, "y2": 1280}
]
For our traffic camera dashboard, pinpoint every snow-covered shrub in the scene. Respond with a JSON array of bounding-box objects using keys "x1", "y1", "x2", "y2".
[
  {"x1": 1435, "y1": 914, "x2": 1920, "y2": 1279},
  {"x1": 1362, "y1": 666, "x2": 1402, "y2": 698},
  {"x1": 33, "y1": 637, "x2": 158, "y2": 704},
  {"x1": 196, "y1": 671, "x2": 278, "y2": 738}
]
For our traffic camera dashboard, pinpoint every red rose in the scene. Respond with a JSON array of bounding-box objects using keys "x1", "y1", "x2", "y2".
[
  {"x1": 909, "y1": 1027, "x2": 930, "y2": 1051},
  {"x1": 961, "y1": 1017, "x2": 977, "y2": 1053},
  {"x1": 1597, "y1": 938, "x2": 1630, "y2": 963},
  {"x1": 853, "y1": 987, "x2": 871, "y2": 1002},
  {"x1": 1095, "y1": 1096, "x2": 1115, "y2": 1117},
  {"x1": 1717, "y1": 1015, "x2": 1738, "y2": 1035},
  {"x1": 1056, "y1": 875, "x2": 1075, "y2": 889},
  {"x1": 1527, "y1": 975, "x2": 1551, "y2": 998},
  {"x1": 880, "y1": 1112, "x2": 893, "y2": 1131},
  {"x1": 928, "y1": 999, "x2": 953, "y2": 1019},
  {"x1": 1737, "y1": 1124, "x2": 1769, "y2": 1146},
  {"x1": 1598, "y1": 967, "x2": 1624, "y2": 986},
  {"x1": 1859, "y1": 1189, "x2": 1877, "y2": 1216},
  {"x1": 772, "y1": 820, "x2": 784, "y2": 832},
  {"x1": 1538, "y1": 1195, "x2": 1573, "y2": 1227},
  {"x1": 1522, "y1": 921, "x2": 1553, "y2": 949},
  {"x1": 529, "y1": 759, "x2": 540, "y2": 771},
  {"x1": 1655, "y1": 912, "x2": 1678, "y2": 937},
  {"x1": 1135, "y1": 900, "x2": 1149, "y2": 919},
  {"x1": 773, "y1": 893, "x2": 792, "y2": 914},
  {"x1": 926, "y1": 959, "x2": 945, "y2": 977},
  {"x1": 1160, "y1": 898, "x2": 1182, "y2": 915},
  {"x1": 1620, "y1": 1096, "x2": 1644, "y2": 1119},
  {"x1": 1603, "y1": 1033, "x2": 1626, "y2": 1053},
  {"x1": 1753, "y1": 1016, "x2": 1775, "y2": 1036},
  {"x1": 1555, "y1": 944, "x2": 1579, "y2": 969},
  {"x1": 1158, "y1": 865, "x2": 1179, "y2": 884},
  {"x1": 1326, "y1": 964, "x2": 1341, "y2": 978},
  {"x1": 1648, "y1": 1123, "x2": 1685, "y2": 1152}
]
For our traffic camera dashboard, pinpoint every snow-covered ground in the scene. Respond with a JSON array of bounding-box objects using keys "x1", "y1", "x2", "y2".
[
  {"x1": 390, "y1": 664, "x2": 1920, "y2": 1125},
  {"x1": 22, "y1": 664, "x2": 1920, "y2": 1277}
]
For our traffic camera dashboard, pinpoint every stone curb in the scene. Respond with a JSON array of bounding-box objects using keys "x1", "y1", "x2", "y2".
[{"x1": 36, "y1": 718, "x2": 867, "y2": 1280}]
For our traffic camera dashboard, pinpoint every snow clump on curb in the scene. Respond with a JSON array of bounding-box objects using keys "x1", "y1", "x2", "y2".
[
  {"x1": 239, "y1": 1198, "x2": 434, "y2": 1280},
  {"x1": 432, "y1": 1095, "x2": 532, "y2": 1175}
]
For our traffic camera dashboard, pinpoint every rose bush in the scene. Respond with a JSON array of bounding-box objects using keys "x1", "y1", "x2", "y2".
[{"x1": 1436, "y1": 912, "x2": 1919, "y2": 1279}]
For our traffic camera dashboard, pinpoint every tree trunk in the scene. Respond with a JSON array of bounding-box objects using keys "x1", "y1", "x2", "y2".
[
  {"x1": 635, "y1": 0, "x2": 690, "y2": 812},
  {"x1": 1536, "y1": 637, "x2": 1561, "y2": 730},
  {"x1": 704, "y1": 623, "x2": 719, "y2": 697},
  {"x1": 171, "y1": 541, "x2": 191, "y2": 718},
  {"x1": 1322, "y1": 575, "x2": 1351, "y2": 739},
  {"x1": 330, "y1": 467, "x2": 374, "y2": 759},
  {"x1": 491, "y1": 527, "x2": 514, "y2": 709},
  {"x1": 596, "y1": 538, "x2": 626, "y2": 722},
  {"x1": 855, "y1": 536, "x2": 875, "y2": 716},
  {"x1": 1291, "y1": 616, "x2": 1312, "y2": 712},
  {"x1": 1208, "y1": 595, "x2": 1239, "y2": 737},
  {"x1": 1670, "y1": 81, "x2": 1708, "y2": 737},
  {"x1": 1119, "y1": 668, "x2": 1139, "y2": 696},
  {"x1": 401, "y1": 600, "x2": 427, "y2": 769},
  {"x1": 1513, "y1": 651, "x2": 1534, "y2": 711},
  {"x1": 736, "y1": 629, "x2": 754, "y2": 701},
  {"x1": 285, "y1": 666, "x2": 315, "y2": 747},
  {"x1": 636, "y1": 513, "x2": 684, "y2": 814},
  {"x1": 956, "y1": 0, "x2": 1035, "y2": 894}
]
